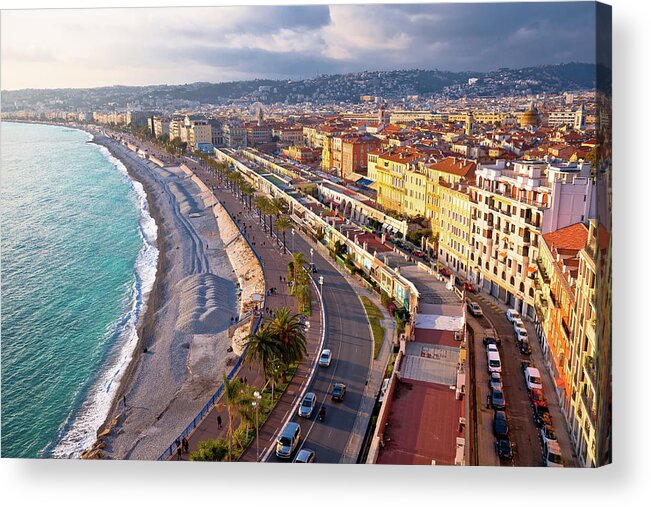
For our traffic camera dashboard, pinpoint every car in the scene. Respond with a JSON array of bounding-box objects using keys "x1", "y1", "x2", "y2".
[
  {"x1": 298, "y1": 392, "x2": 316, "y2": 418},
  {"x1": 332, "y1": 383, "x2": 346, "y2": 401},
  {"x1": 464, "y1": 281, "x2": 478, "y2": 293},
  {"x1": 544, "y1": 441, "x2": 564, "y2": 467},
  {"x1": 293, "y1": 448, "x2": 316, "y2": 463},
  {"x1": 309, "y1": 262, "x2": 318, "y2": 273},
  {"x1": 524, "y1": 366, "x2": 543, "y2": 391},
  {"x1": 491, "y1": 388, "x2": 506, "y2": 410},
  {"x1": 378, "y1": 378, "x2": 390, "y2": 403},
  {"x1": 529, "y1": 388, "x2": 547, "y2": 408},
  {"x1": 440, "y1": 267, "x2": 452, "y2": 277},
  {"x1": 486, "y1": 343, "x2": 498, "y2": 353},
  {"x1": 493, "y1": 410, "x2": 509, "y2": 438},
  {"x1": 514, "y1": 326, "x2": 529, "y2": 343},
  {"x1": 519, "y1": 339, "x2": 532, "y2": 355},
  {"x1": 275, "y1": 422, "x2": 301, "y2": 459},
  {"x1": 318, "y1": 349, "x2": 332, "y2": 367},
  {"x1": 467, "y1": 301, "x2": 483, "y2": 317},
  {"x1": 533, "y1": 405, "x2": 552, "y2": 428},
  {"x1": 489, "y1": 372, "x2": 503, "y2": 391},
  {"x1": 487, "y1": 349, "x2": 502, "y2": 374},
  {"x1": 540, "y1": 425, "x2": 558, "y2": 448},
  {"x1": 512, "y1": 317, "x2": 525, "y2": 330},
  {"x1": 483, "y1": 331, "x2": 501, "y2": 346},
  {"x1": 506, "y1": 308, "x2": 521, "y2": 323},
  {"x1": 521, "y1": 359, "x2": 533, "y2": 372},
  {"x1": 496, "y1": 437, "x2": 513, "y2": 460}
]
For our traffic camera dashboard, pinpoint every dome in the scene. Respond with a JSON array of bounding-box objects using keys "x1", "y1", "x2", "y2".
[{"x1": 520, "y1": 100, "x2": 539, "y2": 127}]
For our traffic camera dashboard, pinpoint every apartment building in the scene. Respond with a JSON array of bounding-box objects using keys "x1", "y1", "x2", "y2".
[
  {"x1": 152, "y1": 116, "x2": 170, "y2": 138},
  {"x1": 468, "y1": 159, "x2": 594, "y2": 319},
  {"x1": 375, "y1": 148, "x2": 429, "y2": 215},
  {"x1": 438, "y1": 181, "x2": 473, "y2": 279}
]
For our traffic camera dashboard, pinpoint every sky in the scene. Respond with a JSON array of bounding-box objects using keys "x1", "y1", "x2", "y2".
[{"x1": 0, "y1": 1, "x2": 598, "y2": 91}]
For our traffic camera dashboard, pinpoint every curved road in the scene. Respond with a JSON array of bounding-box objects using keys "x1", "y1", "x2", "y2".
[{"x1": 266, "y1": 231, "x2": 373, "y2": 463}]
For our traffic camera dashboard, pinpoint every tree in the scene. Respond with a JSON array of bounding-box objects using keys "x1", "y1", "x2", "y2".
[
  {"x1": 269, "y1": 307, "x2": 307, "y2": 367},
  {"x1": 254, "y1": 195, "x2": 271, "y2": 231},
  {"x1": 189, "y1": 439, "x2": 229, "y2": 462},
  {"x1": 243, "y1": 324, "x2": 278, "y2": 386},
  {"x1": 241, "y1": 183, "x2": 255, "y2": 210},
  {"x1": 222, "y1": 373, "x2": 243, "y2": 461},
  {"x1": 288, "y1": 251, "x2": 306, "y2": 283},
  {"x1": 275, "y1": 215, "x2": 292, "y2": 253}
]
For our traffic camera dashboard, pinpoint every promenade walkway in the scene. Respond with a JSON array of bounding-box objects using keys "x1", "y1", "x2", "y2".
[{"x1": 172, "y1": 163, "x2": 324, "y2": 461}]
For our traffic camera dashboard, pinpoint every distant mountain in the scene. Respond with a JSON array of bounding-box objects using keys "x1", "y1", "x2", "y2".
[{"x1": 1, "y1": 63, "x2": 602, "y2": 112}]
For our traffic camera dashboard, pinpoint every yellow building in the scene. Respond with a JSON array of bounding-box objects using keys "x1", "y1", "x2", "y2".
[
  {"x1": 438, "y1": 182, "x2": 472, "y2": 278},
  {"x1": 403, "y1": 167, "x2": 427, "y2": 217},
  {"x1": 375, "y1": 148, "x2": 426, "y2": 215}
]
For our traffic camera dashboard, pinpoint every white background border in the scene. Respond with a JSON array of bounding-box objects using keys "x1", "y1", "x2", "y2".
[{"x1": 1, "y1": 0, "x2": 649, "y2": 504}]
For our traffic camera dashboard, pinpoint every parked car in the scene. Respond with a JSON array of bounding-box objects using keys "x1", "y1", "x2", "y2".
[
  {"x1": 519, "y1": 339, "x2": 532, "y2": 355},
  {"x1": 512, "y1": 317, "x2": 525, "y2": 331},
  {"x1": 293, "y1": 448, "x2": 316, "y2": 463},
  {"x1": 467, "y1": 301, "x2": 483, "y2": 317},
  {"x1": 487, "y1": 343, "x2": 498, "y2": 353},
  {"x1": 493, "y1": 410, "x2": 509, "y2": 438},
  {"x1": 496, "y1": 437, "x2": 513, "y2": 461},
  {"x1": 298, "y1": 392, "x2": 316, "y2": 418},
  {"x1": 491, "y1": 388, "x2": 506, "y2": 410},
  {"x1": 506, "y1": 308, "x2": 521, "y2": 323},
  {"x1": 540, "y1": 425, "x2": 558, "y2": 448},
  {"x1": 544, "y1": 441, "x2": 564, "y2": 467},
  {"x1": 529, "y1": 388, "x2": 547, "y2": 408},
  {"x1": 318, "y1": 349, "x2": 332, "y2": 367},
  {"x1": 439, "y1": 267, "x2": 452, "y2": 277},
  {"x1": 514, "y1": 325, "x2": 529, "y2": 343},
  {"x1": 524, "y1": 366, "x2": 543, "y2": 391},
  {"x1": 521, "y1": 359, "x2": 533, "y2": 372},
  {"x1": 489, "y1": 372, "x2": 503, "y2": 391},
  {"x1": 378, "y1": 378, "x2": 390, "y2": 403},
  {"x1": 533, "y1": 405, "x2": 552, "y2": 428},
  {"x1": 487, "y1": 349, "x2": 502, "y2": 374},
  {"x1": 483, "y1": 330, "x2": 501, "y2": 346},
  {"x1": 332, "y1": 383, "x2": 346, "y2": 401},
  {"x1": 464, "y1": 281, "x2": 478, "y2": 293}
]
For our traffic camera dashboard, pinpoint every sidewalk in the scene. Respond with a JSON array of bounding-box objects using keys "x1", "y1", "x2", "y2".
[{"x1": 173, "y1": 170, "x2": 323, "y2": 461}]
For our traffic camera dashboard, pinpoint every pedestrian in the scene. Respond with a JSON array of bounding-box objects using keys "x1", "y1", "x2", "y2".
[
  {"x1": 217, "y1": 415, "x2": 222, "y2": 430},
  {"x1": 244, "y1": 376, "x2": 248, "y2": 385},
  {"x1": 177, "y1": 446, "x2": 182, "y2": 461},
  {"x1": 182, "y1": 436, "x2": 189, "y2": 453},
  {"x1": 123, "y1": 395, "x2": 127, "y2": 407}
]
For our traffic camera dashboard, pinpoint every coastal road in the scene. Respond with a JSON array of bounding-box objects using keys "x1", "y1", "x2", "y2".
[
  {"x1": 265, "y1": 231, "x2": 373, "y2": 463},
  {"x1": 183, "y1": 157, "x2": 375, "y2": 464}
]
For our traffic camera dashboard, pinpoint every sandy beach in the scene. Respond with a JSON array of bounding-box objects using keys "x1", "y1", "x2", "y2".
[{"x1": 84, "y1": 133, "x2": 263, "y2": 460}]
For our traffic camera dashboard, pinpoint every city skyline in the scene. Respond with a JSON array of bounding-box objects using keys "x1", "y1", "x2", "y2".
[{"x1": 1, "y1": 2, "x2": 599, "y2": 90}]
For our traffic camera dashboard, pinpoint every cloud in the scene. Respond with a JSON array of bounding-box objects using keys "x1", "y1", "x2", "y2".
[{"x1": 0, "y1": 2, "x2": 598, "y2": 90}]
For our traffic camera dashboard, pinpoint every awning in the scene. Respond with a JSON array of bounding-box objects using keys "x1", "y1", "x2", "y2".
[
  {"x1": 498, "y1": 251, "x2": 507, "y2": 259},
  {"x1": 528, "y1": 265, "x2": 537, "y2": 273},
  {"x1": 555, "y1": 377, "x2": 566, "y2": 389}
]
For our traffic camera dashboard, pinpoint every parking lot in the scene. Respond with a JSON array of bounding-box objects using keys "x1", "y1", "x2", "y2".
[{"x1": 468, "y1": 293, "x2": 577, "y2": 467}]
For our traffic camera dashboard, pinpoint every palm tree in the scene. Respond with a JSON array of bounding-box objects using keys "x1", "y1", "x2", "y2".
[
  {"x1": 222, "y1": 373, "x2": 242, "y2": 461},
  {"x1": 254, "y1": 195, "x2": 269, "y2": 231},
  {"x1": 289, "y1": 251, "x2": 306, "y2": 283},
  {"x1": 241, "y1": 183, "x2": 255, "y2": 210},
  {"x1": 275, "y1": 215, "x2": 292, "y2": 253},
  {"x1": 269, "y1": 307, "x2": 307, "y2": 367},
  {"x1": 243, "y1": 324, "x2": 278, "y2": 385}
]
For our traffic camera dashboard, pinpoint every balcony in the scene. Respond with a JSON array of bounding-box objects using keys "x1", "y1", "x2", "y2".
[
  {"x1": 583, "y1": 356, "x2": 598, "y2": 390},
  {"x1": 580, "y1": 390, "x2": 597, "y2": 428},
  {"x1": 561, "y1": 317, "x2": 571, "y2": 338}
]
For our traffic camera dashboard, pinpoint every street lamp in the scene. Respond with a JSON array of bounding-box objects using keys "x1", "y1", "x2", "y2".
[
  {"x1": 291, "y1": 228, "x2": 296, "y2": 252},
  {"x1": 310, "y1": 247, "x2": 314, "y2": 264},
  {"x1": 253, "y1": 390, "x2": 262, "y2": 462},
  {"x1": 319, "y1": 275, "x2": 324, "y2": 295}
]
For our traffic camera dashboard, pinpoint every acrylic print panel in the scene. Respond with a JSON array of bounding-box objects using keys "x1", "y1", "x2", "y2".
[{"x1": 0, "y1": 1, "x2": 611, "y2": 467}]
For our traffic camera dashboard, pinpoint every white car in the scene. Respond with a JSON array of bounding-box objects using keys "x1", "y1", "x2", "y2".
[
  {"x1": 514, "y1": 326, "x2": 529, "y2": 343},
  {"x1": 524, "y1": 366, "x2": 543, "y2": 391},
  {"x1": 318, "y1": 349, "x2": 332, "y2": 367},
  {"x1": 487, "y1": 343, "x2": 498, "y2": 353},
  {"x1": 298, "y1": 392, "x2": 316, "y2": 418},
  {"x1": 512, "y1": 317, "x2": 525, "y2": 330},
  {"x1": 544, "y1": 441, "x2": 563, "y2": 467},
  {"x1": 540, "y1": 425, "x2": 558, "y2": 448},
  {"x1": 506, "y1": 309, "x2": 521, "y2": 323}
]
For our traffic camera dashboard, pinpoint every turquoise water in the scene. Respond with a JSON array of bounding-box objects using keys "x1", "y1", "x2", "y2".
[{"x1": 1, "y1": 122, "x2": 158, "y2": 458}]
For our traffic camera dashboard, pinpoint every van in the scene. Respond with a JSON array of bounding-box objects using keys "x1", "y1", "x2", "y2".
[
  {"x1": 544, "y1": 441, "x2": 563, "y2": 467},
  {"x1": 524, "y1": 367, "x2": 543, "y2": 391},
  {"x1": 487, "y1": 350, "x2": 502, "y2": 373},
  {"x1": 275, "y1": 421, "x2": 301, "y2": 459}
]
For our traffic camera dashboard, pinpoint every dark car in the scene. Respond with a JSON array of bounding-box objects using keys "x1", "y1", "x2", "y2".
[
  {"x1": 519, "y1": 340, "x2": 532, "y2": 355},
  {"x1": 332, "y1": 383, "x2": 346, "y2": 401},
  {"x1": 496, "y1": 438, "x2": 513, "y2": 460},
  {"x1": 483, "y1": 334, "x2": 501, "y2": 346},
  {"x1": 521, "y1": 359, "x2": 533, "y2": 372},
  {"x1": 493, "y1": 410, "x2": 509, "y2": 438},
  {"x1": 491, "y1": 388, "x2": 506, "y2": 410},
  {"x1": 533, "y1": 405, "x2": 552, "y2": 428}
]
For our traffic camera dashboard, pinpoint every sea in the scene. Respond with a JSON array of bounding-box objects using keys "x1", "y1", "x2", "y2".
[{"x1": 0, "y1": 122, "x2": 158, "y2": 458}]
